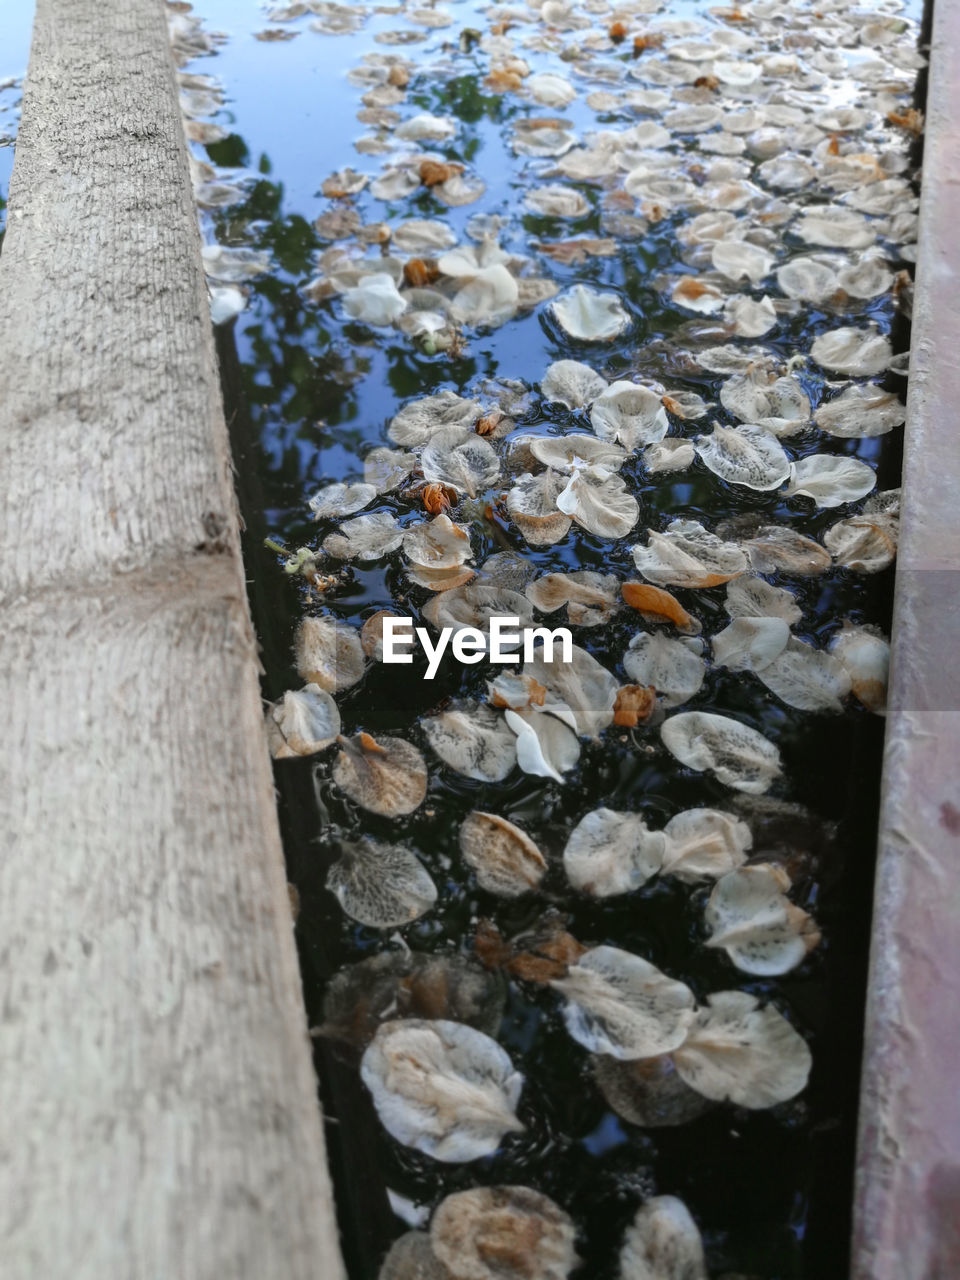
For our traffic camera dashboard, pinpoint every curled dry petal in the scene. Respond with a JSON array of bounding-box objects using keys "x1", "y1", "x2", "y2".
[
  {"x1": 459, "y1": 811, "x2": 548, "y2": 897},
  {"x1": 541, "y1": 358, "x2": 607, "y2": 408},
  {"x1": 814, "y1": 384, "x2": 906, "y2": 438},
  {"x1": 551, "y1": 285, "x2": 630, "y2": 341},
  {"x1": 711, "y1": 617, "x2": 791, "y2": 672},
  {"x1": 430, "y1": 1187, "x2": 578, "y2": 1280},
  {"x1": 525, "y1": 571, "x2": 621, "y2": 627},
  {"x1": 360, "y1": 1019, "x2": 525, "y2": 1161},
  {"x1": 705, "y1": 863, "x2": 821, "y2": 975},
  {"x1": 326, "y1": 837, "x2": 437, "y2": 929},
  {"x1": 785, "y1": 455, "x2": 877, "y2": 508},
  {"x1": 661, "y1": 712, "x2": 781, "y2": 794},
  {"x1": 556, "y1": 468, "x2": 640, "y2": 539},
  {"x1": 361, "y1": 610, "x2": 406, "y2": 660},
  {"x1": 423, "y1": 584, "x2": 533, "y2": 636},
  {"x1": 829, "y1": 623, "x2": 889, "y2": 713},
  {"x1": 673, "y1": 991, "x2": 812, "y2": 1109},
  {"x1": 618, "y1": 1196, "x2": 708, "y2": 1280},
  {"x1": 309, "y1": 480, "x2": 377, "y2": 519},
  {"x1": 323, "y1": 511, "x2": 404, "y2": 560},
  {"x1": 614, "y1": 684, "x2": 658, "y2": 728},
  {"x1": 695, "y1": 423, "x2": 792, "y2": 492},
  {"x1": 622, "y1": 582, "x2": 700, "y2": 635},
  {"x1": 553, "y1": 946, "x2": 697, "y2": 1060},
  {"x1": 524, "y1": 642, "x2": 617, "y2": 739},
  {"x1": 725, "y1": 575, "x2": 802, "y2": 625},
  {"x1": 364, "y1": 446, "x2": 417, "y2": 493},
  {"x1": 504, "y1": 705, "x2": 581, "y2": 783},
  {"x1": 266, "y1": 684, "x2": 341, "y2": 759},
  {"x1": 332, "y1": 732, "x2": 429, "y2": 815},
  {"x1": 810, "y1": 326, "x2": 892, "y2": 376},
  {"x1": 661, "y1": 809, "x2": 753, "y2": 882},
  {"x1": 739, "y1": 524, "x2": 831, "y2": 576},
  {"x1": 488, "y1": 672, "x2": 547, "y2": 711},
  {"x1": 404, "y1": 514, "x2": 473, "y2": 568},
  {"x1": 421, "y1": 427, "x2": 501, "y2": 497},
  {"x1": 563, "y1": 808, "x2": 666, "y2": 897},
  {"x1": 389, "y1": 390, "x2": 481, "y2": 446},
  {"x1": 756, "y1": 638, "x2": 852, "y2": 712},
  {"x1": 590, "y1": 382, "x2": 669, "y2": 450},
  {"x1": 422, "y1": 700, "x2": 518, "y2": 782},
  {"x1": 295, "y1": 616, "x2": 366, "y2": 693},
  {"x1": 507, "y1": 471, "x2": 573, "y2": 546}
]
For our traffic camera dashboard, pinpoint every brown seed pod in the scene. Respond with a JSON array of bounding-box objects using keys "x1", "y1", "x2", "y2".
[
  {"x1": 422, "y1": 482, "x2": 457, "y2": 515},
  {"x1": 403, "y1": 257, "x2": 439, "y2": 288},
  {"x1": 609, "y1": 20, "x2": 628, "y2": 41},
  {"x1": 613, "y1": 684, "x2": 658, "y2": 728},
  {"x1": 419, "y1": 159, "x2": 463, "y2": 187},
  {"x1": 475, "y1": 409, "x2": 504, "y2": 437}
]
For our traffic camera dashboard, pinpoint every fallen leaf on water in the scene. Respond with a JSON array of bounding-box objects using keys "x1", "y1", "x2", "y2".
[
  {"x1": 431, "y1": 1187, "x2": 577, "y2": 1280},
  {"x1": 265, "y1": 684, "x2": 341, "y2": 758},
  {"x1": 622, "y1": 582, "x2": 700, "y2": 635},
  {"x1": 460, "y1": 811, "x2": 548, "y2": 897},
  {"x1": 661, "y1": 711, "x2": 781, "y2": 794},
  {"x1": 332, "y1": 731, "x2": 428, "y2": 816},
  {"x1": 326, "y1": 837, "x2": 437, "y2": 928},
  {"x1": 563, "y1": 808, "x2": 666, "y2": 897}
]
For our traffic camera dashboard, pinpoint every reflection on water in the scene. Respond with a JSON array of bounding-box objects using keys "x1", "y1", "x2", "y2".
[{"x1": 181, "y1": 0, "x2": 922, "y2": 1274}]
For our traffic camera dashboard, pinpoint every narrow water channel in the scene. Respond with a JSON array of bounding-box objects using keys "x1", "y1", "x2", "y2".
[{"x1": 170, "y1": 1, "x2": 923, "y2": 1275}]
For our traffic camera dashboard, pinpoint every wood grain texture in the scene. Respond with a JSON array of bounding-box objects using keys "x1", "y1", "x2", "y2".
[
  {"x1": 853, "y1": 2, "x2": 960, "y2": 1275},
  {"x1": 0, "y1": 2, "x2": 346, "y2": 1277}
]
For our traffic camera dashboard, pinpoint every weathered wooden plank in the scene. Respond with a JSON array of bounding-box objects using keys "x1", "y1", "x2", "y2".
[
  {"x1": 853, "y1": 1, "x2": 960, "y2": 1274},
  {"x1": 0, "y1": 2, "x2": 346, "y2": 1277}
]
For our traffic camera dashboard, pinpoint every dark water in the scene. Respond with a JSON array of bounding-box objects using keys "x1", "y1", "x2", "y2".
[{"x1": 181, "y1": 0, "x2": 925, "y2": 1274}]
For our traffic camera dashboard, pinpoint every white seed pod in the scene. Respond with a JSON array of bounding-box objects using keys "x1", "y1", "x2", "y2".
[
  {"x1": 590, "y1": 382, "x2": 669, "y2": 450},
  {"x1": 309, "y1": 480, "x2": 378, "y2": 519},
  {"x1": 756, "y1": 638, "x2": 852, "y2": 712},
  {"x1": 504, "y1": 705, "x2": 581, "y2": 784},
  {"x1": 423, "y1": 584, "x2": 534, "y2": 636},
  {"x1": 661, "y1": 712, "x2": 781, "y2": 794},
  {"x1": 376, "y1": 1232, "x2": 450, "y2": 1280},
  {"x1": 421, "y1": 426, "x2": 501, "y2": 498},
  {"x1": 563, "y1": 808, "x2": 666, "y2": 897},
  {"x1": 719, "y1": 368, "x2": 810, "y2": 436},
  {"x1": 711, "y1": 239, "x2": 774, "y2": 284},
  {"x1": 404, "y1": 514, "x2": 473, "y2": 569},
  {"x1": 623, "y1": 632, "x2": 705, "y2": 708},
  {"x1": 528, "y1": 71, "x2": 577, "y2": 108},
  {"x1": 837, "y1": 255, "x2": 894, "y2": 300},
  {"x1": 594, "y1": 1054, "x2": 713, "y2": 1129},
  {"x1": 323, "y1": 511, "x2": 404, "y2": 560},
  {"x1": 527, "y1": 434, "x2": 628, "y2": 475},
  {"x1": 392, "y1": 219, "x2": 458, "y2": 255},
  {"x1": 643, "y1": 439, "x2": 696, "y2": 474},
  {"x1": 364, "y1": 446, "x2": 417, "y2": 493},
  {"x1": 431, "y1": 1187, "x2": 577, "y2": 1280},
  {"x1": 422, "y1": 701, "x2": 518, "y2": 782},
  {"x1": 525, "y1": 571, "x2": 621, "y2": 627},
  {"x1": 556, "y1": 468, "x2": 639, "y2": 539},
  {"x1": 810, "y1": 327, "x2": 892, "y2": 376},
  {"x1": 295, "y1": 616, "x2": 366, "y2": 693},
  {"x1": 551, "y1": 285, "x2": 630, "y2": 341},
  {"x1": 512, "y1": 119, "x2": 578, "y2": 158},
  {"x1": 507, "y1": 471, "x2": 573, "y2": 547},
  {"x1": 618, "y1": 1196, "x2": 707, "y2": 1280},
  {"x1": 795, "y1": 207, "x2": 876, "y2": 249},
  {"x1": 725, "y1": 575, "x2": 802, "y2": 625},
  {"x1": 326, "y1": 838, "x2": 437, "y2": 929},
  {"x1": 389, "y1": 391, "x2": 481, "y2": 447},
  {"x1": 694, "y1": 424, "x2": 791, "y2": 491},
  {"x1": 265, "y1": 684, "x2": 341, "y2": 759},
  {"x1": 661, "y1": 808, "x2": 753, "y2": 883},
  {"x1": 487, "y1": 672, "x2": 548, "y2": 712},
  {"x1": 524, "y1": 642, "x2": 618, "y2": 739},
  {"x1": 553, "y1": 946, "x2": 697, "y2": 1061},
  {"x1": 671, "y1": 276, "x2": 726, "y2": 316},
  {"x1": 724, "y1": 294, "x2": 777, "y2": 339},
  {"x1": 824, "y1": 505, "x2": 898, "y2": 572},
  {"x1": 541, "y1": 359, "x2": 608, "y2": 408},
  {"x1": 360, "y1": 1019, "x2": 524, "y2": 1161},
  {"x1": 829, "y1": 623, "x2": 889, "y2": 713},
  {"x1": 525, "y1": 185, "x2": 592, "y2": 219},
  {"x1": 332, "y1": 732, "x2": 429, "y2": 816},
  {"x1": 784, "y1": 455, "x2": 876, "y2": 508},
  {"x1": 739, "y1": 524, "x2": 832, "y2": 576},
  {"x1": 813, "y1": 384, "x2": 906, "y2": 438},
  {"x1": 459, "y1": 811, "x2": 548, "y2": 897},
  {"x1": 631, "y1": 520, "x2": 747, "y2": 589},
  {"x1": 711, "y1": 617, "x2": 791, "y2": 673},
  {"x1": 450, "y1": 265, "x2": 520, "y2": 329},
  {"x1": 673, "y1": 991, "x2": 812, "y2": 1108},
  {"x1": 705, "y1": 863, "x2": 821, "y2": 976}
]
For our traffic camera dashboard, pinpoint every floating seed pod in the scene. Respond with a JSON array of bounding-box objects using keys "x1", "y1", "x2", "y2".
[
  {"x1": 524, "y1": 643, "x2": 618, "y2": 739},
  {"x1": 551, "y1": 285, "x2": 630, "y2": 341},
  {"x1": 323, "y1": 511, "x2": 404, "y2": 560},
  {"x1": 421, "y1": 427, "x2": 500, "y2": 498},
  {"x1": 784, "y1": 454, "x2": 876, "y2": 507},
  {"x1": 504, "y1": 705, "x2": 581, "y2": 784},
  {"x1": 623, "y1": 632, "x2": 705, "y2": 708},
  {"x1": 737, "y1": 524, "x2": 831, "y2": 576},
  {"x1": 622, "y1": 582, "x2": 700, "y2": 635},
  {"x1": 661, "y1": 712, "x2": 781, "y2": 794},
  {"x1": 661, "y1": 809, "x2": 753, "y2": 883},
  {"x1": 553, "y1": 946, "x2": 697, "y2": 1060},
  {"x1": 326, "y1": 838, "x2": 437, "y2": 929},
  {"x1": 526, "y1": 571, "x2": 622, "y2": 627},
  {"x1": 265, "y1": 684, "x2": 341, "y2": 759},
  {"x1": 829, "y1": 622, "x2": 889, "y2": 713},
  {"x1": 389, "y1": 391, "x2": 482, "y2": 447},
  {"x1": 696, "y1": 422, "x2": 791, "y2": 493},
  {"x1": 319, "y1": 951, "x2": 505, "y2": 1049},
  {"x1": 618, "y1": 1196, "x2": 707, "y2": 1280},
  {"x1": 507, "y1": 471, "x2": 573, "y2": 547},
  {"x1": 673, "y1": 991, "x2": 812, "y2": 1109},
  {"x1": 814, "y1": 383, "x2": 905, "y2": 438},
  {"x1": 360, "y1": 1019, "x2": 525, "y2": 1161},
  {"x1": 704, "y1": 863, "x2": 821, "y2": 976},
  {"x1": 590, "y1": 381, "x2": 669, "y2": 449},
  {"x1": 632, "y1": 520, "x2": 747, "y2": 589},
  {"x1": 364, "y1": 446, "x2": 417, "y2": 493},
  {"x1": 556, "y1": 468, "x2": 640, "y2": 539},
  {"x1": 810, "y1": 326, "x2": 891, "y2": 376},
  {"x1": 540, "y1": 358, "x2": 607, "y2": 407},
  {"x1": 711, "y1": 617, "x2": 791, "y2": 673},
  {"x1": 459, "y1": 812, "x2": 548, "y2": 897},
  {"x1": 309, "y1": 480, "x2": 377, "y2": 519},
  {"x1": 422, "y1": 700, "x2": 518, "y2": 782},
  {"x1": 725, "y1": 576, "x2": 802, "y2": 626},
  {"x1": 756, "y1": 638, "x2": 851, "y2": 712},
  {"x1": 332, "y1": 732, "x2": 429, "y2": 816},
  {"x1": 295, "y1": 616, "x2": 366, "y2": 693},
  {"x1": 404, "y1": 514, "x2": 473, "y2": 569},
  {"x1": 430, "y1": 1186, "x2": 578, "y2": 1280},
  {"x1": 563, "y1": 808, "x2": 666, "y2": 897},
  {"x1": 377, "y1": 1232, "x2": 451, "y2": 1280},
  {"x1": 594, "y1": 1054, "x2": 714, "y2": 1129}
]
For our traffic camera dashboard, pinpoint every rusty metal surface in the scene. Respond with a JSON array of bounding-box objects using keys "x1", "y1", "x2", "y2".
[{"x1": 852, "y1": 1, "x2": 960, "y2": 1274}]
